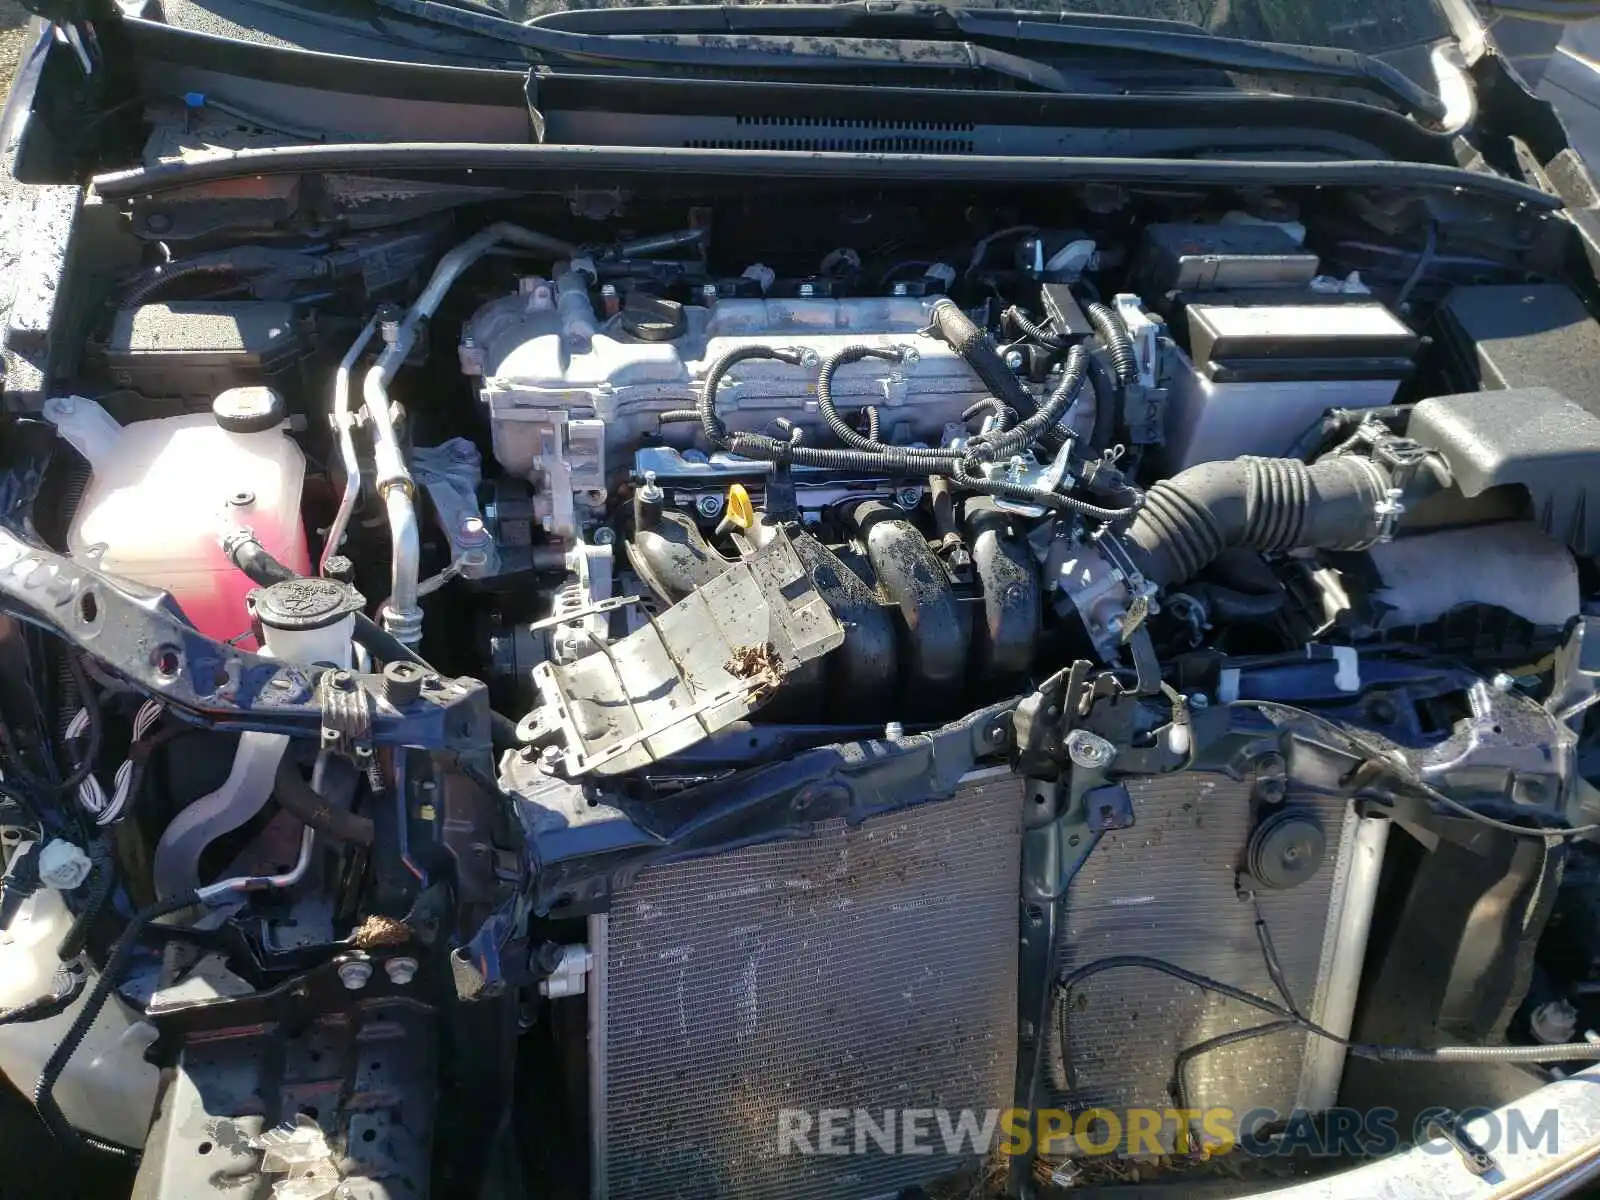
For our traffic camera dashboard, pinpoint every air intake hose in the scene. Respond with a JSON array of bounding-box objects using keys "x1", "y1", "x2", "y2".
[{"x1": 1124, "y1": 454, "x2": 1402, "y2": 587}]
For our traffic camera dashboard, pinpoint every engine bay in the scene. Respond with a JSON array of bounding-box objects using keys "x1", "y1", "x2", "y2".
[{"x1": 7, "y1": 169, "x2": 1600, "y2": 1199}]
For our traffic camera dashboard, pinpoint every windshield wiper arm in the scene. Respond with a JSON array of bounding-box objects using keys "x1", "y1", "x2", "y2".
[
  {"x1": 376, "y1": 0, "x2": 1100, "y2": 95},
  {"x1": 376, "y1": 0, "x2": 1444, "y2": 120}
]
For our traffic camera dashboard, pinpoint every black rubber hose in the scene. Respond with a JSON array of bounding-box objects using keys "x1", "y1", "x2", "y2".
[
  {"x1": 1123, "y1": 454, "x2": 1395, "y2": 588},
  {"x1": 928, "y1": 298, "x2": 1041, "y2": 421},
  {"x1": 1286, "y1": 404, "x2": 1414, "y2": 462},
  {"x1": 34, "y1": 889, "x2": 200, "y2": 1158},
  {"x1": 1186, "y1": 582, "x2": 1287, "y2": 623},
  {"x1": 816, "y1": 345, "x2": 903, "y2": 450},
  {"x1": 55, "y1": 836, "x2": 115, "y2": 962},
  {"x1": 1085, "y1": 301, "x2": 1136, "y2": 384},
  {"x1": 274, "y1": 756, "x2": 374, "y2": 847}
]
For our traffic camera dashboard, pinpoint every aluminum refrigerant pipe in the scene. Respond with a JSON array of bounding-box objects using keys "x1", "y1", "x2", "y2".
[
  {"x1": 360, "y1": 223, "x2": 578, "y2": 642},
  {"x1": 323, "y1": 313, "x2": 379, "y2": 576}
]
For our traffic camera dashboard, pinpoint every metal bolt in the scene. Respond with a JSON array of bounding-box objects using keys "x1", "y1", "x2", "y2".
[
  {"x1": 591, "y1": 526, "x2": 616, "y2": 546},
  {"x1": 696, "y1": 493, "x2": 724, "y2": 519},
  {"x1": 229, "y1": 491, "x2": 256, "y2": 508},
  {"x1": 639, "y1": 469, "x2": 664, "y2": 504},
  {"x1": 884, "y1": 721, "x2": 905, "y2": 741},
  {"x1": 798, "y1": 282, "x2": 816, "y2": 298},
  {"x1": 1066, "y1": 728, "x2": 1117, "y2": 770},
  {"x1": 1492, "y1": 673, "x2": 1516, "y2": 693},
  {"x1": 799, "y1": 348, "x2": 821, "y2": 370},
  {"x1": 329, "y1": 670, "x2": 355, "y2": 692},
  {"x1": 985, "y1": 721, "x2": 1009, "y2": 747},
  {"x1": 338, "y1": 960, "x2": 373, "y2": 991},
  {"x1": 1188, "y1": 693, "x2": 1210, "y2": 711},
  {"x1": 900, "y1": 346, "x2": 920, "y2": 368},
  {"x1": 1003, "y1": 349, "x2": 1026, "y2": 372},
  {"x1": 458, "y1": 515, "x2": 490, "y2": 547},
  {"x1": 891, "y1": 281, "x2": 909, "y2": 296},
  {"x1": 385, "y1": 956, "x2": 419, "y2": 986},
  {"x1": 599, "y1": 283, "x2": 617, "y2": 299},
  {"x1": 700, "y1": 282, "x2": 720, "y2": 302},
  {"x1": 895, "y1": 487, "x2": 921, "y2": 510},
  {"x1": 1006, "y1": 455, "x2": 1027, "y2": 483}
]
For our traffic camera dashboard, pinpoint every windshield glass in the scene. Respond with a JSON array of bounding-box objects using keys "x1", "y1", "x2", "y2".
[{"x1": 498, "y1": 0, "x2": 1453, "y2": 56}]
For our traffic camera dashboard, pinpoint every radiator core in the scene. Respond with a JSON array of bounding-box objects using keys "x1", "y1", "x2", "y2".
[{"x1": 592, "y1": 773, "x2": 1024, "y2": 1200}]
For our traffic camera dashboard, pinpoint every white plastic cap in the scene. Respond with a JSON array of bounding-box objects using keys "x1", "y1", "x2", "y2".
[{"x1": 38, "y1": 839, "x2": 92, "y2": 890}]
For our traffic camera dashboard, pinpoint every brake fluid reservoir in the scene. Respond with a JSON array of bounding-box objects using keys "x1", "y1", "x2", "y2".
[
  {"x1": 45, "y1": 389, "x2": 310, "y2": 643},
  {"x1": 0, "y1": 885, "x2": 159, "y2": 1146}
]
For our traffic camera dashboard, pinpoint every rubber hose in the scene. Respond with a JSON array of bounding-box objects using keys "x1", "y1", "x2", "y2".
[
  {"x1": 1086, "y1": 301, "x2": 1136, "y2": 384},
  {"x1": 274, "y1": 756, "x2": 374, "y2": 847},
  {"x1": 817, "y1": 345, "x2": 903, "y2": 450},
  {"x1": 34, "y1": 889, "x2": 200, "y2": 1158},
  {"x1": 928, "y1": 298, "x2": 1041, "y2": 420},
  {"x1": 1123, "y1": 454, "x2": 1393, "y2": 587},
  {"x1": 1186, "y1": 582, "x2": 1286, "y2": 623},
  {"x1": 55, "y1": 836, "x2": 114, "y2": 962},
  {"x1": 1286, "y1": 404, "x2": 1414, "y2": 462}
]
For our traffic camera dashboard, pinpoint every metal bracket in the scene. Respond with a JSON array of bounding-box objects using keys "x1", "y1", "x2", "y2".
[{"x1": 0, "y1": 525, "x2": 489, "y2": 749}]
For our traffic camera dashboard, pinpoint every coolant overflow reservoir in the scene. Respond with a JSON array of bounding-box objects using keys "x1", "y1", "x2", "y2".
[{"x1": 45, "y1": 391, "x2": 310, "y2": 643}]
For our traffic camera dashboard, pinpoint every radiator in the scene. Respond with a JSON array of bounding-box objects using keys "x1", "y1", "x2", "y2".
[
  {"x1": 1048, "y1": 771, "x2": 1383, "y2": 1149},
  {"x1": 592, "y1": 772, "x2": 1024, "y2": 1200}
]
